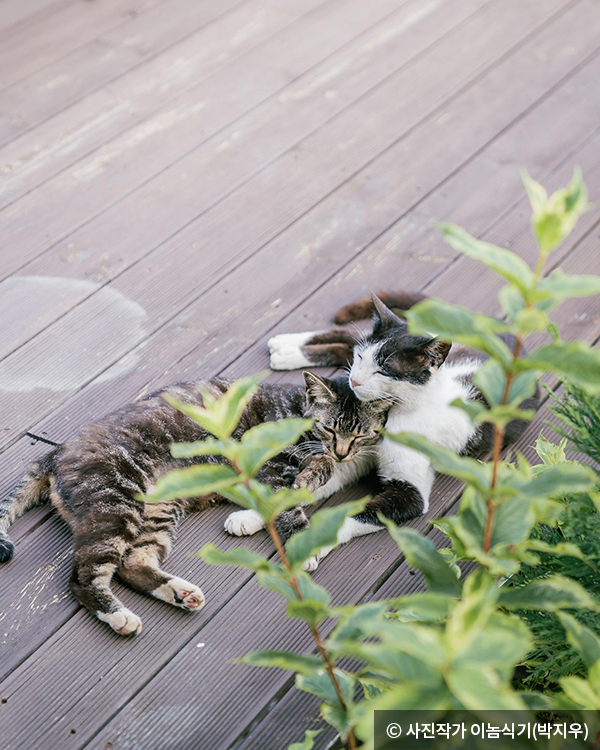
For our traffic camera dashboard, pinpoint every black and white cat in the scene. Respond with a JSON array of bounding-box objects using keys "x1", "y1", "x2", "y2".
[{"x1": 264, "y1": 292, "x2": 539, "y2": 565}]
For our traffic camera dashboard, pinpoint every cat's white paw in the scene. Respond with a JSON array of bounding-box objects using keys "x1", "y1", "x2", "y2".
[
  {"x1": 301, "y1": 546, "x2": 333, "y2": 572},
  {"x1": 224, "y1": 509, "x2": 265, "y2": 536},
  {"x1": 268, "y1": 332, "x2": 317, "y2": 370},
  {"x1": 267, "y1": 332, "x2": 316, "y2": 352},
  {"x1": 98, "y1": 607, "x2": 143, "y2": 636},
  {"x1": 302, "y1": 555, "x2": 320, "y2": 572},
  {"x1": 270, "y1": 347, "x2": 312, "y2": 371},
  {"x1": 152, "y1": 577, "x2": 205, "y2": 611}
]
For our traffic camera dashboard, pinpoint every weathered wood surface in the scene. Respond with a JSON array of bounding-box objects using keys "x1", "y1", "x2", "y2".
[{"x1": 0, "y1": 0, "x2": 599, "y2": 747}]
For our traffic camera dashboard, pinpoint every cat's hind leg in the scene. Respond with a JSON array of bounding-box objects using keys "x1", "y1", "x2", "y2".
[
  {"x1": 269, "y1": 329, "x2": 357, "y2": 370},
  {"x1": 70, "y1": 532, "x2": 143, "y2": 636},
  {"x1": 118, "y1": 505, "x2": 204, "y2": 612}
]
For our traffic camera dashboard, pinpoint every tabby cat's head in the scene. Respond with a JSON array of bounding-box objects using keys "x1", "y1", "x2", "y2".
[
  {"x1": 302, "y1": 372, "x2": 388, "y2": 462},
  {"x1": 349, "y1": 295, "x2": 451, "y2": 403}
]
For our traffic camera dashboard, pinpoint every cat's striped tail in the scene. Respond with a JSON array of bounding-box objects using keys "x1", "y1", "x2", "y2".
[
  {"x1": 333, "y1": 290, "x2": 427, "y2": 324},
  {"x1": 0, "y1": 448, "x2": 59, "y2": 562}
]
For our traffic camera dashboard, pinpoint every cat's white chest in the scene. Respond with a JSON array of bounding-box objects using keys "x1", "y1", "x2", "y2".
[{"x1": 376, "y1": 364, "x2": 478, "y2": 507}]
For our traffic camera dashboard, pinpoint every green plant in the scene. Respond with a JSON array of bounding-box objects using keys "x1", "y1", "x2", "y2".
[
  {"x1": 511, "y1": 384, "x2": 600, "y2": 693},
  {"x1": 145, "y1": 169, "x2": 600, "y2": 749}
]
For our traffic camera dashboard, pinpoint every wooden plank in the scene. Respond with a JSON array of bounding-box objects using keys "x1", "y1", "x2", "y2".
[
  {"x1": 86, "y1": 379, "x2": 596, "y2": 750},
  {"x1": 0, "y1": 437, "x2": 57, "y2": 541},
  {"x1": 0, "y1": 0, "x2": 169, "y2": 92},
  {"x1": 0, "y1": 0, "x2": 248, "y2": 147},
  {"x1": 0, "y1": 0, "x2": 490, "y2": 348},
  {"x1": 0, "y1": 0, "x2": 328, "y2": 191},
  {"x1": 0, "y1": 0, "x2": 494, "y2": 269},
  {"x1": 0, "y1": 470, "x2": 467, "y2": 749},
  {"x1": 225, "y1": 70, "x2": 600, "y2": 380},
  {"x1": 238, "y1": 527, "x2": 452, "y2": 750},
  {"x1": 0, "y1": 0, "x2": 72, "y2": 37},
  {"x1": 0, "y1": 0, "x2": 594, "y2": 454},
  {"x1": 3, "y1": 78, "x2": 600, "y2": 742},
  {"x1": 246, "y1": 394, "x2": 598, "y2": 750}
]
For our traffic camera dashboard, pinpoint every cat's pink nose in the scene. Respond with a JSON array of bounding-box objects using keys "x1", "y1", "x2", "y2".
[{"x1": 350, "y1": 378, "x2": 362, "y2": 388}]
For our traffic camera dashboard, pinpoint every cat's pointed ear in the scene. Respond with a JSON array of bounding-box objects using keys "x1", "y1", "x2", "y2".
[
  {"x1": 303, "y1": 371, "x2": 337, "y2": 404},
  {"x1": 421, "y1": 338, "x2": 451, "y2": 368},
  {"x1": 371, "y1": 294, "x2": 402, "y2": 333}
]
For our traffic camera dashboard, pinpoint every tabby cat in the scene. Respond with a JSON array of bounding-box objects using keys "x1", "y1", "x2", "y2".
[
  {"x1": 267, "y1": 292, "x2": 540, "y2": 564},
  {"x1": 0, "y1": 374, "x2": 388, "y2": 635}
]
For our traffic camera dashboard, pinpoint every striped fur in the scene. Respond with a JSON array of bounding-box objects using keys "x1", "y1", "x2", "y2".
[{"x1": 2, "y1": 377, "x2": 388, "y2": 635}]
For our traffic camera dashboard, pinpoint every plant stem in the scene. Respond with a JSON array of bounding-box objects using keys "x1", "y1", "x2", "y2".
[
  {"x1": 267, "y1": 521, "x2": 357, "y2": 750},
  {"x1": 483, "y1": 250, "x2": 547, "y2": 552}
]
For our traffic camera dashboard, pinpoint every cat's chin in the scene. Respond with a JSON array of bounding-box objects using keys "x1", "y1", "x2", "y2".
[{"x1": 352, "y1": 385, "x2": 385, "y2": 402}]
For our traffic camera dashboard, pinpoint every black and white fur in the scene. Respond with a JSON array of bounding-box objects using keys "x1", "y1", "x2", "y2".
[{"x1": 267, "y1": 293, "x2": 539, "y2": 565}]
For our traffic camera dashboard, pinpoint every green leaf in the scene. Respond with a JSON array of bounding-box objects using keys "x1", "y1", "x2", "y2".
[
  {"x1": 289, "y1": 730, "x2": 322, "y2": 750},
  {"x1": 286, "y1": 599, "x2": 330, "y2": 626},
  {"x1": 525, "y1": 539, "x2": 592, "y2": 566},
  {"x1": 141, "y1": 463, "x2": 238, "y2": 503},
  {"x1": 406, "y1": 298, "x2": 512, "y2": 366},
  {"x1": 436, "y1": 223, "x2": 534, "y2": 295},
  {"x1": 357, "y1": 671, "x2": 393, "y2": 699},
  {"x1": 522, "y1": 169, "x2": 548, "y2": 215},
  {"x1": 320, "y1": 703, "x2": 352, "y2": 738},
  {"x1": 165, "y1": 374, "x2": 262, "y2": 439},
  {"x1": 473, "y1": 359, "x2": 539, "y2": 408},
  {"x1": 536, "y1": 270, "x2": 600, "y2": 301},
  {"x1": 199, "y1": 543, "x2": 272, "y2": 571},
  {"x1": 445, "y1": 569, "x2": 498, "y2": 653},
  {"x1": 505, "y1": 462, "x2": 597, "y2": 500},
  {"x1": 523, "y1": 167, "x2": 589, "y2": 254},
  {"x1": 296, "y1": 668, "x2": 355, "y2": 707},
  {"x1": 242, "y1": 650, "x2": 324, "y2": 675},
  {"x1": 535, "y1": 434, "x2": 569, "y2": 466},
  {"x1": 512, "y1": 307, "x2": 548, "y2": 335},
  {"x1": 559, "y1": 676, "x2": 600, "y2": 709},
  {"x1": 371, "y1": 621, "x2": 447, "y2": 669},
  {"x1": 256, "y1": 571, "x2": 298, "y2": 602},
  {"x1": 237, "y1": 418, "x2": 313, "y2": 477},
  {"x1": 450, "y1": 397, "x2": 487, "y2": 423},
  {"x1": 171, "y1": 438, "x2": 230, "y2": 458},
  {"x1": 257, "y1": 486, "x2": 314, "y2": 524},
  {"x1": 498, "y1": 283, "x2": 526, "y2": 318},
  {"x1": 499, "y1": 575, "x2": 600, "y2": 612},
  {"x1": 296, "y1": 572, "x2": 331, "y2": 605},
  {"x1": 516, "y1": 341, "x2": 600, "y2": 394},
  {"x1": 490, "y1": 495, "x2": 536, "y2": 547},
  {"x1": 328, "y1": 602, "x2": 388, "y2": 649},
  {"x1": 388, "y1": 593, "x2": 457, "y2": 622},
  {"x1": 383, "y1": 524, "x2": 462, "y2": 596},
  {"x1": 285, "y1": 499, "x2": 367, "y2": 570},
  {"x1": 454, "y1": 612, "x2": 533, "y2": 677},
  {"x1": 478, "y1": 404, "x2": 536, "y2": 430},
  {"x1": 558, "y1": 612, "x2": 600, "y2": 667},
  {"x1": 384, "y1": 432, "x2": 490, "y2": 493},
  {"x1": 447, "y1": 665, "x2": 527, "y2": 710}
]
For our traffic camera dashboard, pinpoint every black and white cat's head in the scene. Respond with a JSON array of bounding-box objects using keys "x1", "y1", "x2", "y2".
[
  {"x1": 302, "y1": 372, "x2": 389, "y2": 462},
  {"x1": 349, "y1": 295, "x2": 451, "y2": 404}
]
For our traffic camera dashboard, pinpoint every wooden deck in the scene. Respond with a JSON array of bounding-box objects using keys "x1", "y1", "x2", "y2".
[{"x1": 1, "y1": 0, "x2": 600, "y2": 746}]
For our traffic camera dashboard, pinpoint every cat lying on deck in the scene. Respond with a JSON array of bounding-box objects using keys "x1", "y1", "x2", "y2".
[{"x1": 0, "y1": 373, "x2": 387, "y2": 635}]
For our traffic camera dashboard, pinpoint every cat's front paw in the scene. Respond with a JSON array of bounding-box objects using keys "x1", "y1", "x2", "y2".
[
  {"x1": 294, "y1": 457, "x2": 335, "y2": 493},
  {"x1": 302, "y1": 555, "x2": 320, "y2": 572},
  {"x1": 152, "y1": 577, "x2": 205, "y2": 610},
  {"x1": 301, "y1": 546, "x2": 332, "y2": 572},
  {"x1": 98, "y1": 606, "x2": 143, "y2": 636},
  {"x1": 224, "y1": 509, "x2": 265, "y2": 536}
]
